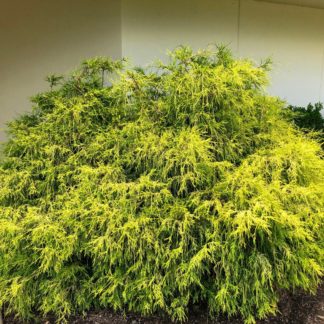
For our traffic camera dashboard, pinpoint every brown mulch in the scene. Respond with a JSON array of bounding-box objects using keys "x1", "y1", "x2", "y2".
[{"x1": 3, "y1": 283, "x2": 323, "y2": 324}]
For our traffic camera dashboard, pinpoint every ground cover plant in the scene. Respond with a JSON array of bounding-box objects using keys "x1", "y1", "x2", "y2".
[{"x1": 0, "y1": 46, "x2": 323, "y2": 323}]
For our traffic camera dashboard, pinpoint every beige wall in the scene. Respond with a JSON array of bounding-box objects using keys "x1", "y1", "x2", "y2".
[
  {"x1": 0, "y1": 0, "x2": 121, "y2": 141},
  {"x1": 121, "y1": 0, "x2": 240, "y2": 63},
  {"x1": 122, "y1": 0, "x2": 324, "y2": 106},
  {"x1": 1, "y1": 0, "x2": 324, "y2": 141},
  {"x1": 239, "y1": 0, "x2": 324, "y2": 106}
]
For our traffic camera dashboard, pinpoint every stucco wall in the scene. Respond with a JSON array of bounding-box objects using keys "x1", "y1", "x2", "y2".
[
  {"x1": 122, "y1": 0, "x2": 324, "y2": 106},
  {"x1": 0, "y1": 0, "x2": 121, "y2": 141},
  {"x1": 1, "y1": 0, "x2": 324, "y2": 141},
  {"x1": 239, "y1": 0, "x2": 324, "y2": 106},
  {"x1": 121, "y1": 0, "x2": 240, "y2": 64}
]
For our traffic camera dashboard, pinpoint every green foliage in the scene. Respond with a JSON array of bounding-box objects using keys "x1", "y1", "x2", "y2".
[
  {"x1": 0, "y1": 46, "x2": 323, "y2": 323},
  {"x1": 287, "y1": 102, "x2": 324, "y2": 131},
  {"x1": 286, "y1": 102, "x2": 324, "y2": 145},
  {"x1": 45, "y1": 74, "x2": 64, "y2": 90}
]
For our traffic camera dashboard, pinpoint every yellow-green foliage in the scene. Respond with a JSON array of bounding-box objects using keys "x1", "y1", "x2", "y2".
[{"x1": 0, "y1": 46, "x2": 323, "y2": 323}]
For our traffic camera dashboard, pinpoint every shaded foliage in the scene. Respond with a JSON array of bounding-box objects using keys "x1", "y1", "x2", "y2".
[
  {"x1": 288, "y1": 102, "x2": 324, "y2": 131},
  {"x1": 0, "y1": 47, "x2": 323, "y2": 324},
  {"x1": 286, "y1": 102, "x2": 324, "y2": 147}
]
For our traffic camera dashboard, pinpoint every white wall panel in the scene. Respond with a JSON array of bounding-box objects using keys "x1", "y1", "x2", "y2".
[
  {"x1": 121, "y1": 0, "x2": 239, "y2": 66},
  {"x1": 239, "y1": 0, "x2": 324, "y2": 105},
  {"x1": 0, "y1": 0, "x2": 122, "y2": 141}
]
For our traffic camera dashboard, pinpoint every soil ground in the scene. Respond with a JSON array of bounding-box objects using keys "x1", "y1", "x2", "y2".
[{"x1": 3, "y1": 283, "x2": 323, "y2": 324}]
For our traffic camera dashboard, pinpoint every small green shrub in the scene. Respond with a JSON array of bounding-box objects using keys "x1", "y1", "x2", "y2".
[
  {"x1": 286, "y1": 102, "x2": 324, "y2": 146},
  {"x1": 0, "y1": 46, "x2": 323, "y2": 323},
  {"x1": 287, "y1": 102, "x2": 324, "y2": 131}
]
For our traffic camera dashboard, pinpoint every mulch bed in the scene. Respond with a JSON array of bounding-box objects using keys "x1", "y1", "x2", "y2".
[{"x1": 3, "y1": 283, "x2": 323, "y2": 324}]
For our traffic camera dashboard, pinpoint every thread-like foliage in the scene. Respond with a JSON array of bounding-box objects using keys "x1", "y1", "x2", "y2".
[{"x1": 0, "y1": 46, "x2": 323, "y2": 323}]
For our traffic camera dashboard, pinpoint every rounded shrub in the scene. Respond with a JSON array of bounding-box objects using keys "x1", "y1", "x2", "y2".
[{"x1": 0, "y1": 47, "x2": 323, "y2": 323}]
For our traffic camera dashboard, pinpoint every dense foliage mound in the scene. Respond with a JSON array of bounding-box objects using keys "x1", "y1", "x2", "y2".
[{"x1": 0, "y1": 47, "x2": 323, "y2": 323}]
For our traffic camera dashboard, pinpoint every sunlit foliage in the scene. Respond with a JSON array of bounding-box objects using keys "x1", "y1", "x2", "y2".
[{"x1": 0, "y1": 46, "x2": 323, "y2": 323}]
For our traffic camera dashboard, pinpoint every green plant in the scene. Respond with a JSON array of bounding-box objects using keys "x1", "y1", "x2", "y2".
[
  {"x1": 45, "y1": 74, "x2": 64, "y2": 90},
  {"x1": 286, "y1": 102, "x2": 324, "y2": 145},
  {"x1": 287, "y1": 102, "x2": 324, "y2": 131},
  {"x1": 0, "y1": 47, "x2": 323, "y2": 324}
]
